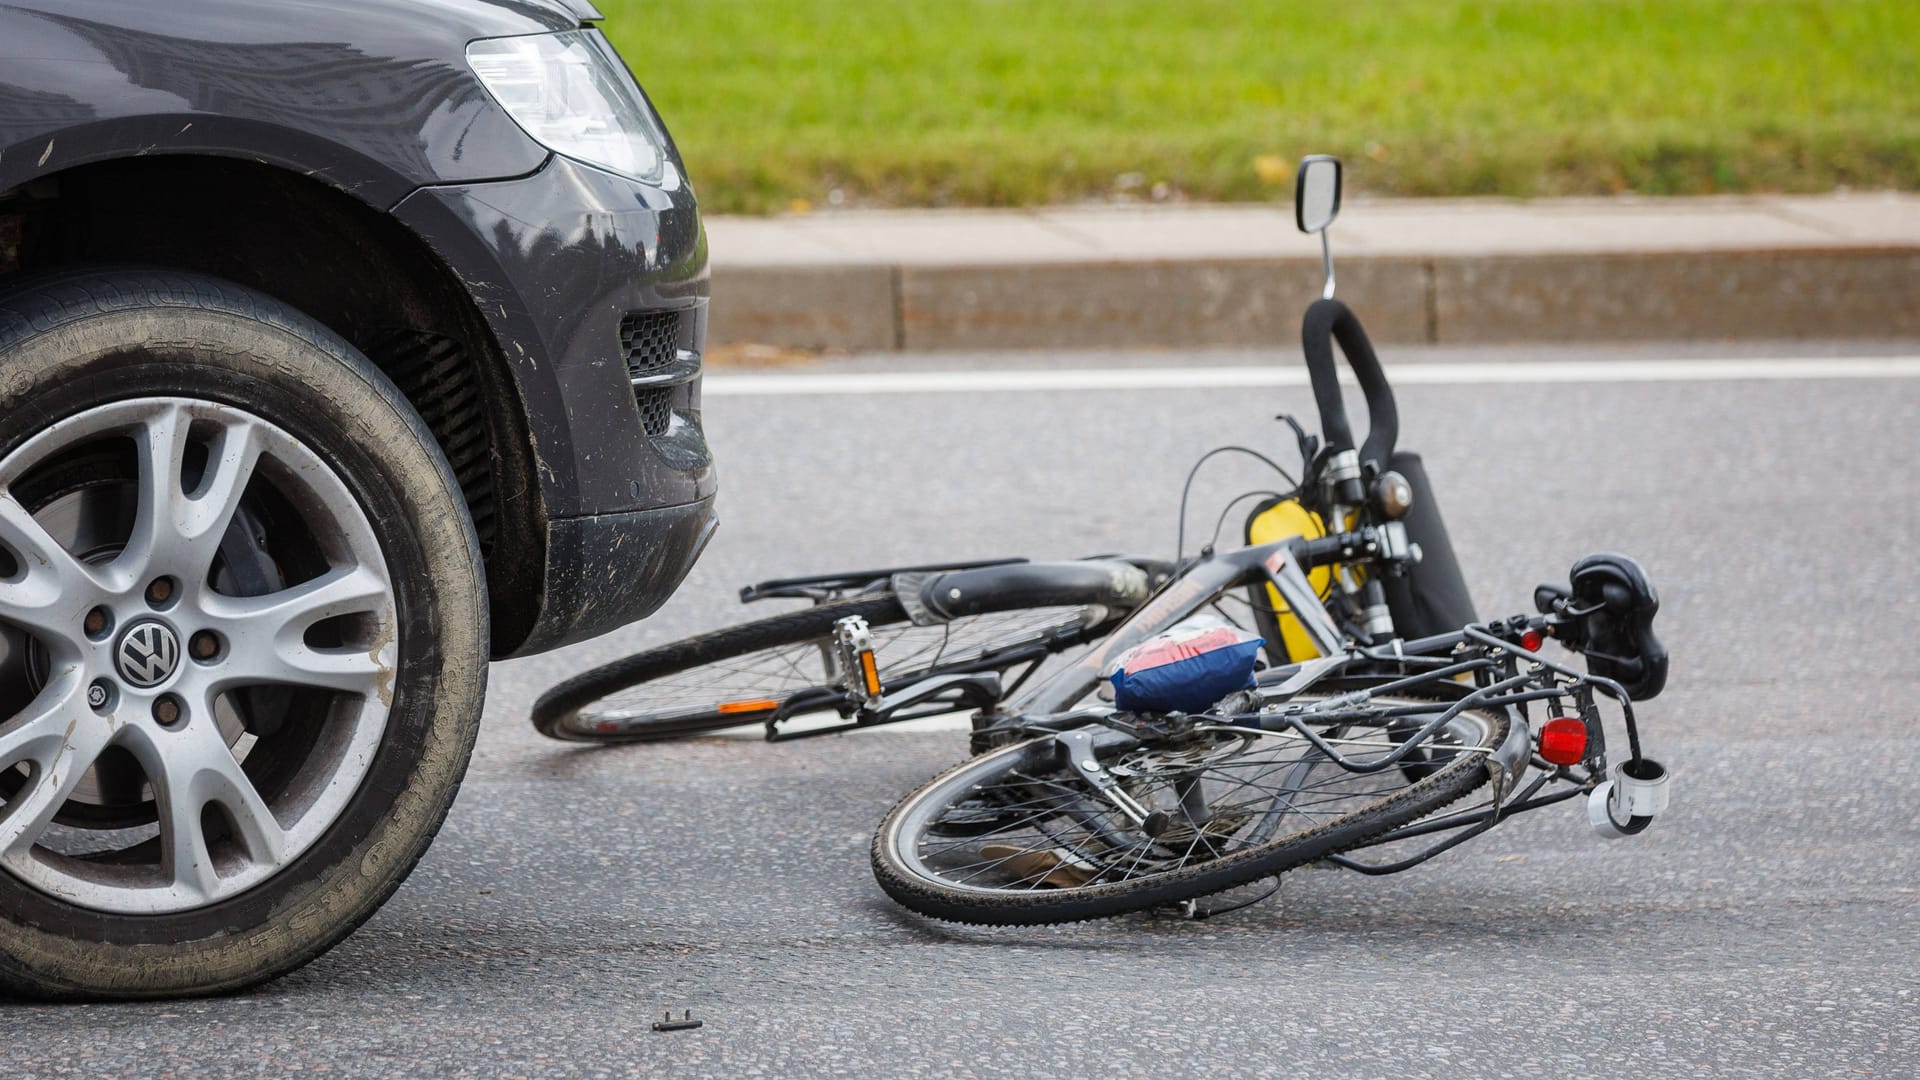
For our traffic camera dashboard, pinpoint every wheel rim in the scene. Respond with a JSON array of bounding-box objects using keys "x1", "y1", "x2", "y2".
[
  {"x1": 886, "y1": 700, "x2": 1497, "y2": 898},
  {"x1": 0, "y1": 398, "x2": 396, "y2": 915},
  {"x1": 566, "y1": 606, "x2": 1090, "y2": 735}
]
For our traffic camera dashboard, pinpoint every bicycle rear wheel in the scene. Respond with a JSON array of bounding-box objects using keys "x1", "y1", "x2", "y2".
[
  {"x1": 532, "y1": 597, "x2": 1098, "y2": 743},
  {"x1": 871, "y1": 693, "x2": 1509, "y2": 925}
]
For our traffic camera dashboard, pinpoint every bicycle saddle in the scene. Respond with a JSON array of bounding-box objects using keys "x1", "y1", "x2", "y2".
[{"x1": 1535, "y1": 552, "x2": 1669, "y2": 701}]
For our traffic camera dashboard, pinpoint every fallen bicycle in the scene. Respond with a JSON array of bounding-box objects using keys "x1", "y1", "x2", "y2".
[{"x1": 533, "y1": 155, "x2": 1673, "y2": 924}]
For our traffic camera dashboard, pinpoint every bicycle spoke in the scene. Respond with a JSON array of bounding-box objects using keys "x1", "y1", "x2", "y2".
[{"x1": 898, "y1": 699, "x2": 1498, "y2": 904}]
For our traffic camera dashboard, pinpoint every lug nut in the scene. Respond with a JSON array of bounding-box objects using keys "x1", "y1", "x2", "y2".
[
  {"x1": 83, "y1": 606, "x2": 110, "y2": 637},
  {"x1": 153, "y1": 695, "x2": 182, "y2": 727},
  {"x1": 146, "y1": 577, "x2": 174, "y2": 606},
  {"x1": 87, "y1": 678, "x2": 115, "y2": 713},
  {"x1": 190, "y1": 631, "x2": 221, "y2": 661}
]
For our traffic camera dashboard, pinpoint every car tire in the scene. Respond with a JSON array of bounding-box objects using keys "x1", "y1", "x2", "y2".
[{"x1": 0, "y1": 268, "x2": 486, "y2": 1000}]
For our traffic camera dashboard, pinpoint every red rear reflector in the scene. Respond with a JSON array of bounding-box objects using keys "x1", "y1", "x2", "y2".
[
  {"x1": 717, "y1": 698, "x2": 780, "y2": 715},
  {"x1": 1539, "y1": 717, "x2": 1587, "y2": 766},
  {"x1": 1520, "y1": 629, "x2": 1545, "y2": 652}
]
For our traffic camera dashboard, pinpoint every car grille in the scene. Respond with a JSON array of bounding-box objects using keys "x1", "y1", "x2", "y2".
[{"x1": 620, "y1": 310, "x2": 695, "y2": 437}]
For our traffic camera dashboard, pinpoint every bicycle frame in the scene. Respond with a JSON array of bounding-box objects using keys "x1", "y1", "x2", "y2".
[
  {"x1": 740, "y1": 555, "x2": 1172, "y2": 740},
  {"x1": 1012, "y1": 535, "x2": 1355, "y2": 716},
  {"x1": 976, "y1": 530, "x2": 1664, "y2": 875}
]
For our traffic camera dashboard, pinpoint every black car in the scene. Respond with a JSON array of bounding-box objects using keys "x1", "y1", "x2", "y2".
[{"x1": 0, "y1": 0, "x2": 714, "y2": 998}]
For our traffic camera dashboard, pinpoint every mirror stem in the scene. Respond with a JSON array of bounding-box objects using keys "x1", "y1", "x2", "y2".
[{"x1": 1320, "y1": 228, "x2": 1336, "y2": 300}]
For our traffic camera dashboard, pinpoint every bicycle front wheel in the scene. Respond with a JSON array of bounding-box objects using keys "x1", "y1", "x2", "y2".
[
  {"x1": 532, "y1": 597, "x2": 1098, "y2": 743},
  {"x1": 872, "y1": 694, "x2": 1510, "y2": 925}
]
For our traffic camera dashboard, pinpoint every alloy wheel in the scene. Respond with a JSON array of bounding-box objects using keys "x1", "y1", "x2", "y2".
[{"x1": 0, "y1": 398, "x2": 396, "y2": 915}]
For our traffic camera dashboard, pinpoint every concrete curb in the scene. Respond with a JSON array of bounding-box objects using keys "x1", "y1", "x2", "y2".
[
  {"x1": 711, "y1": 246, "x2": 1920, "y2": 351},
  {"x1": 704, "y1": 196, "x2": 1920, "y2": 350}
]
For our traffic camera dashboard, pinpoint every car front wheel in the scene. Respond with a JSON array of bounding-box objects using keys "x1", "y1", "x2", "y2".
[{"x1": 0, "y1": 269, "x2": 486, "y2": 999}]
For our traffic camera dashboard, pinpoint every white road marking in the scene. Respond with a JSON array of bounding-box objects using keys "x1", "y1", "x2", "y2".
[{"x1": 705, "y1": 356, "x2": 1920, "y2": 396}]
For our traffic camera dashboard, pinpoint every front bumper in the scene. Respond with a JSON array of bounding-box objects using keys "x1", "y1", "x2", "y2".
[
  {"x1": 524, "y1": 496, "x2": 719, "y2": 655},
  {"x1": 394, "y1": 154, "x2": 718, "y2": 655}
]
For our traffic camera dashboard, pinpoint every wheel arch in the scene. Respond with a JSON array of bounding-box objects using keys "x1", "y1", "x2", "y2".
[{"x1": 0, "y1": 153, "x2": 549, "y2": 655}]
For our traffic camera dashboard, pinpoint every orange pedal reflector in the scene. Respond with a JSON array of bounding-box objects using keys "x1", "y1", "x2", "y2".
[
  {"x1": 859, "y1": 651, "x2": 881, "y2": 696},
  {"x1": 716, "y1": 698, "x2": 781, "y2": 715},
  {"x1": 1539, "y1": 717, "x2": 1588, "y2": 766}
]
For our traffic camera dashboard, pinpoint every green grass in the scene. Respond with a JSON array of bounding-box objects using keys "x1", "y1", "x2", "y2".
[{"x1": 602, "y1": 0, "x2": 1920, "y2": 213}]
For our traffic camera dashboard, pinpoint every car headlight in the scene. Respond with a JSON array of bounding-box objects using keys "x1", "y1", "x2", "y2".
[{"x1": 467, "y1": 30, "x2": 673, "y2": 185}]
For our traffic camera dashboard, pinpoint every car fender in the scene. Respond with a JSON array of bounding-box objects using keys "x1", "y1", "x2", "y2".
[{"x1": 0, "y1": 0, "x2": 562, "y2": 202}]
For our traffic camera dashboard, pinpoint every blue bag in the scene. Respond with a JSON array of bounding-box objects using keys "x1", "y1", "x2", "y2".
[{"x1": 1108, "y1": 625, "x2": 1262, "y2": 714}]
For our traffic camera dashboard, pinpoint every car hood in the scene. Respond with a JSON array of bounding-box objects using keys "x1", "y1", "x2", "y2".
[
  {"x1": 0, "y1": 0, "x2": 615, "y2": 196},
  {"x1": 547, "y1": 0, "x2": 605, "y2": 19},
  {"x1": 468, "y1": 0, "x2": 603, "y2": 28},
  {"x1": 0, "y1": 1, "x2": 594, "y2": 40}
]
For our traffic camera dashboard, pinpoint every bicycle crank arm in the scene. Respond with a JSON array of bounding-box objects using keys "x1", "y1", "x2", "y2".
[
  {"x1": 763, "y1": 672, "x2": 1007, "y2": 743},
  {"x1": 864, "y1": 671, "x2": 1005, "y2": 722}
]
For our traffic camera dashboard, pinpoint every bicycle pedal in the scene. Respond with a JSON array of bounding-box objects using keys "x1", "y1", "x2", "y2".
[{"x1": 832, "y1": 615, "x2": 883, "y2": 707}]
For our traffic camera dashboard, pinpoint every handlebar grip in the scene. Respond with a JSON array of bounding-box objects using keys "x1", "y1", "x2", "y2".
[
  {"x1": 1296, "y1": 532, "x2": 1354, "y2": 568},
  {"x1": 1300, "y1": 297, "x2": 1399, "y2": 471},
  {"x1": 1294, "y1": 524, "x2": 1412, "y2": 572}
]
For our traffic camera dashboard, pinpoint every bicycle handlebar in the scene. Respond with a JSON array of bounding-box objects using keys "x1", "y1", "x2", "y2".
[
  {"x1": 1300, "y1": 297, "x2": 1398, "y2": 472},
  {"x1": 1293, "y1": 526, "x2": 1405, "y2": 571}
]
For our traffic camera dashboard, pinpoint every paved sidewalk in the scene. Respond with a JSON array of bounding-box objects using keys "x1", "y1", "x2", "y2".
[{"x1": 703, "y1": 194, "x2": 1920, "y2": 350}]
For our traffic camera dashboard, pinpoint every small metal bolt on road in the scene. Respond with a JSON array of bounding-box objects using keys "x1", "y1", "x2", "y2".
[{"x1": 652, "y1": 1010, "x2": 703, "y2": 1033}]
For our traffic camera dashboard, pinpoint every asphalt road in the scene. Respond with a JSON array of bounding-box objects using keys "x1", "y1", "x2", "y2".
[{"x1": 7, "y1": 342, "x2": 1919, "y2": 1077}]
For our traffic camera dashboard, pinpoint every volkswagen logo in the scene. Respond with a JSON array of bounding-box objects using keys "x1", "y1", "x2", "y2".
[{"x1": 117, "y1": 621, "x2": 181, "y2": 688}]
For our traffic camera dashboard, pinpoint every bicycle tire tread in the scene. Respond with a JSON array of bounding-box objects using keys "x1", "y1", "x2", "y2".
[{"x1": 870, "y1": 701, "x2": 1508, "y2": 925}]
